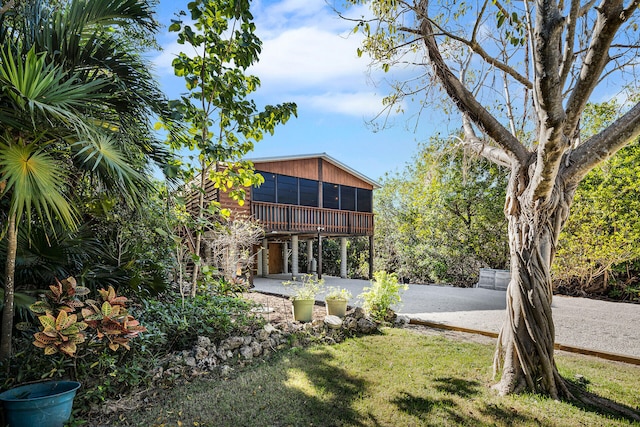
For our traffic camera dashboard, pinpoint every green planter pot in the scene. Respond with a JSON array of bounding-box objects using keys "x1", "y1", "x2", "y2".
[
  {"x1": 0, "y1": 380, "x2": 81, "y2": 427},
  {"x1": 325, "y1": 299, "x2": 348, "y2": 318},
  {"x1": 292, "y1": 299, "x2": 315, "y2": 322}
]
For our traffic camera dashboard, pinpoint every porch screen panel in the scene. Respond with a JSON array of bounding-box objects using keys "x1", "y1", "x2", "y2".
[
  {"x1": 341, "y1": 185, "x2": 356, "y2": 211},
  {"x1": 277, "y1": 175, "x2": 298, "y2": 205},
  {"x1": 299, "y1": 178, "x2": 318, "y2": 207},
  {"x1": 253, "y1": 171, "x2": 276, "y2": 202},
  {"x1": 323, "y1": 182, "x2": 340, "y2": 209},
  {"x1": 356, "y1": 188, "x2": 372, "y2": 212}
]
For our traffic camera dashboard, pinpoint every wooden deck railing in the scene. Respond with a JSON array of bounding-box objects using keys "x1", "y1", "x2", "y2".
[{"x1": 251, "y1": 201, "x2": 374, "y2": 235}]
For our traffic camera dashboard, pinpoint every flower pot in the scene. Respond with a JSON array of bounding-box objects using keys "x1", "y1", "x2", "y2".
[
  {"x1": 0, "y1": 380, "x2": 81, "y2": 427},
  {"x1": 292, "y1": 299, "x2": 315, "y2": 322},
  {"x1": 326, "y1": 299, "x2": 348, "y2": 318}
]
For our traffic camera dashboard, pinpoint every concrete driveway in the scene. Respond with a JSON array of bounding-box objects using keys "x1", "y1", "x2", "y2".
[{"x1": 252, "y1": 275, "x2": 640, "y2": 360}]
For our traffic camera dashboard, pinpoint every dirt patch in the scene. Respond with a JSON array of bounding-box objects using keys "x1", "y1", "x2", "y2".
[{"x1": 243, "y1": 291, "x2": 327, "y2": 324}]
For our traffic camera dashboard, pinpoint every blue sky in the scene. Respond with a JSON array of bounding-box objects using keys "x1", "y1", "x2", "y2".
[{"x1": 151, "y1": 0, "x2": 441, "y2": 182}]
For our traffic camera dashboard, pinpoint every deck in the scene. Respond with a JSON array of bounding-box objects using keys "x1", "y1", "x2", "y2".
[{"x1": 251, "y1": 201, "x2": 374, "y2": 236}]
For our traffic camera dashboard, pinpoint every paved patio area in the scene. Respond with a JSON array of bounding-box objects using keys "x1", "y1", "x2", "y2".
[{"x1": 253, "y1": 275, "x2": 640, "y2": 360}]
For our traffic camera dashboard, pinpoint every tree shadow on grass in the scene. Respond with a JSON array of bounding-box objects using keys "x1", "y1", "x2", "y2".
[
  {"x1": 281, "y1": 347, "x2": 370, "y2": 426},
  {"x1": 392, "y1": 377, "x2": 557, "y2": 427},
  {"x1": 564, "y1": 378, "x2": 640, "y2": 424}
]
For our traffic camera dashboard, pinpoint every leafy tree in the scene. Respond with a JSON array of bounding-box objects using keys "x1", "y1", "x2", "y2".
[
  {"x1": 0, "y1": 0, "x2": 170, "y2": 360},
  {"x1": 554, "y1": 100, "x2": 640, "y2": 297},
  {"x1": 347, "y1": 0, "x2": 640, "y2": 399},
  {"x1": 375, "y1": 139, "x2": 508, "y2": 285},
  {"x1": 164, "y1": 0, "x2": 296, "y2": 297}
]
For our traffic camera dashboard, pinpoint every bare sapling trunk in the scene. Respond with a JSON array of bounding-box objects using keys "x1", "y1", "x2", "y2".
[
  {"x1": 0, "y1": 213, "x2": 17, "y2": 361},
  {"x1": 493, "y1": 169, "x2": 575, "y2": 398},
  {"x1": 190, "y1": 160, "x2": 207, "y2": 298}
]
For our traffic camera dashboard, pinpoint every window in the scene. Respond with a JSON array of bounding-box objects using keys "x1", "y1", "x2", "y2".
[
  {"x1": 323, "y1": 182, "x2": 340, "y2": 209},
  {"x1": 299, "y1": 178, "x2": 318, "y2": 207},
  {"x1": 340, "y1": 185, "x2": 356, "y2": 211},
  {"x1": 277, "y1": 175, "x2": 298, "y2": 205},
  {"x1": 253, "y1": 171, "x2": 276, "y2": 202},
  {"x1": 356, "y1": 188, "x2": 372, "y2": 212}
]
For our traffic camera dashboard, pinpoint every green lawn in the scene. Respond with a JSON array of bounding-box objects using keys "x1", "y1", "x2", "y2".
[{"x1": 105, "y1": 328, "x2": 640, "y2": 427}]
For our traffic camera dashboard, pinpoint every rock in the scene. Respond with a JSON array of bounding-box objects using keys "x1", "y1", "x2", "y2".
[
  {"x1": 343, "y1": 317, "x2": 358, "y2": 330},
  {"x1": 394, "y1": 315, "x2": 410, "y2": 327},
  {"x1": 255, "y1": 329, "x2": 270, "y2": 342},
  {"x1": 240, "y1": 346, "x2": 254, "y2": 360},
  {"x1": 220, "y1": 365, "x2": 234, "y2": 378},
  {"x1": 324, "y1": 315, "x2": 343, "y2": 329},
  {"x1": 353, "y1": 307, "x2": 366, "y2": 319},
  {"x1": 357, "y1": 318, "x2": 377, "y2": 334},
  {"x1": 224, "y1": 336, "x2": 244, "y2": 350},
  {"x1": 197, "y1": 336, "x2": 211, "y2": 348},
  {"x1": 251, "y1": 341, "x2": 262, "y2": 357},
  {"x1": 243, "y1": 336, "x2": 252, "y2": 346},
  {"x1": 194, "y1": 346, "x2": 208, "y2": 361},
  {"x1": 264, "y1": 323, "x2": 278, "y2": 334},
  {"x1": 184, "y1": 357, "x2": 196, "y2": 367}
]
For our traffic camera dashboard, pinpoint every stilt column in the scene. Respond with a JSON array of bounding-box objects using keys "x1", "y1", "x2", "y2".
[
  {"x1": 291, "y1": 235, "x2": 299, "y2": 276},
  {"x1": 261, "y1": 238, "x2": 268, "y2": 277},
  {"x1": 340, "y1": 237, "x2": 348, "y2": 278},
  {"x1": 307, "y1": 240, "x2": 313, "y2": 273}
]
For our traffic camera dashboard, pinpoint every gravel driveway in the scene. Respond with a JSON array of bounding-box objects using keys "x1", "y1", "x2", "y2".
[{"x1": 253, "y1": 275, "x2": 640, "y2": 360}]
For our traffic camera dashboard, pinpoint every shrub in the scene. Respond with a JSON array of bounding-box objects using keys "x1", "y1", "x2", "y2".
[
  {"x1": 359, "y1": 271, "x2": 408, "y2": 322},
  {"x1": 325, "y1": 286, "x2": 352, "y2": 301},
  {"x1": 283, "y1": 275, "x2": 324, "y2": 301},
  {"x1": 137, "y1": 291, "x2": 264, "y2": 352}
]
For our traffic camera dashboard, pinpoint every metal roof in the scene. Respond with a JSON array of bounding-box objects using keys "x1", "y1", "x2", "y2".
[{"x1": 246, "y1": 152, "x2": 381, "y2": 189}]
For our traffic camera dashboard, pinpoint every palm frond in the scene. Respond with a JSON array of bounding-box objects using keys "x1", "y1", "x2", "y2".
[
  {"x1": 72, "y1": 132, "x2": 152, "y2": 202},
  {"x1": 0, "y1": 140, "x2": 77, "y2": 229},
  {"x1": 0, "y1": 44, "x2": 109, "y2": 131}
]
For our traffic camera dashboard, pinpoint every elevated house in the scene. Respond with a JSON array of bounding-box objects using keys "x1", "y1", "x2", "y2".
[{"x1": 193, "y1": 153, "x2": 379, "y2": 280}]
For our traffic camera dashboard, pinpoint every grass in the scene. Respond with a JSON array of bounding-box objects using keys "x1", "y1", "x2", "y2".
[{"x1": 105, "y1": 328, "x2": 640, "y2": 427}]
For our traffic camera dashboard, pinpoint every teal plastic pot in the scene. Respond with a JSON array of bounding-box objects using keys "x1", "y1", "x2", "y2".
[{"x1": 0, "y1": 380, "x2": 81, "y2": 427}]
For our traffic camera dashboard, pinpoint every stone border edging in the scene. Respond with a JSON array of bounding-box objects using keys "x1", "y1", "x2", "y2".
[{"x1": 408, "y1": 319, "x2": 640, "y2": 366}]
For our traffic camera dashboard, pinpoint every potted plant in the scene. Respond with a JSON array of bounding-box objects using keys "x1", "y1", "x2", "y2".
[
  {"x1": 0, "y1": 277, "x2": 146, "y2": 427},
  {"x1": 283, "y1": 275, "x2": 324, "y2": 322},
  {"x1": 324, "y1": 286, "x2": 352, "y2": 318}
]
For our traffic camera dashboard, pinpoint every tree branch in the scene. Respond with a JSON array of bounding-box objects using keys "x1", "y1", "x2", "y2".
[
  {"x1": 564, "y1": 0, "x2": 639, "y2": 136},
  {"x1": 459, "y1": 115, "x2": 513, "y2": 168},
  {"x1": 564, "y1": 101, "x2": 640, "y2": 182},
  {"x1": 418, "y1": 0, "x2": 529, "y2": 165},
  {"x1": 529, "y1": 0, "x2": 568, "y2": 201}
]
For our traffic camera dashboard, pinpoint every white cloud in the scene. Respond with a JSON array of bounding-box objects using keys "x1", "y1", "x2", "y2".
[
  {"x1": 152, "y1": 0, "x2": 392, "y2": 117},
  {"x1": 304, "y1": 92, "x2": 389, "y2": 117},
  {"x1": 250, "y1": 27, "x2": 368, "y2": 91}
]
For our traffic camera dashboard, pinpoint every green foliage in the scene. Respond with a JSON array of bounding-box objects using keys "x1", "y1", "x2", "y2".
[
  {"x1": 554, "y1": 100, "x2": 640, "y2": 299},
  {"x1": 375, "y1": 138, "x2": 508, "y2": 286},
  {"x1": 138, "y1": 291, "x2": 263, "y2": 351},
  {"x1": 164, "y1": 0, "x2": 296, "y2": 296},
  {"x1": 359, "y1": 271, "x2": 408, "y2": 322},
  {"x1": 325, "y1": 287, "x2": 352, "y2": 301},
  {"x1": 283, "y1": 275, "x2": 325, "y2": 301},
  {"x1": 3, "y1": 289, "x2": 265, "y2": 411}
]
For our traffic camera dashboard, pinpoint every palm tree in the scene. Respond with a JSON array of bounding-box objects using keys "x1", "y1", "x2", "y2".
[{"x1": 0, "y1": 0, "x2": 170, "y2": 360}]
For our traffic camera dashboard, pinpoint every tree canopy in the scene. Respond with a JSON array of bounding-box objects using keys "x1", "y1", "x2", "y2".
[{"x1": 346, "y1": 0, "x2": 640, "y2": 400}]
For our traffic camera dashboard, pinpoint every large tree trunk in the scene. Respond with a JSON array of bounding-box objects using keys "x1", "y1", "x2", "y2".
[
  {"x1": 493, "y1": 169, "x2": 576, "y2": 398},
  {"x1": 0, "y1": 213, "x2": 17, "y2": 361}
]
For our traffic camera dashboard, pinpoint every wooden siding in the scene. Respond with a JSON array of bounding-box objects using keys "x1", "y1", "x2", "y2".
[
  {"x1": 251, "y1": 201, "x2": 374, "y2": 236},
  {"x1": 185, "y1": 172, "x2": 251, "y2": 218},
  {"x1": 253, "y1": 159, "x2": 320, "y2": 181},
  {"x1": 320, "y1": 160, "x2": 374, "y2": 190},
  {"x1": 253, "y1": 158, "x2": 374, "y2": 190}
]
